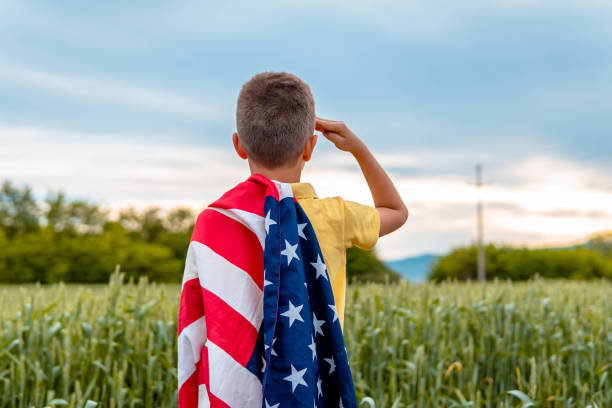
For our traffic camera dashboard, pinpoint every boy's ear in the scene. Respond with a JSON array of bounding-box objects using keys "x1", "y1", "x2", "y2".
[
  {"x1": 232, "y1": 132, "x2": 248, "y2": 160},
  {"x1": 302, "y1": 134, "x2": 318, "y2": 162}
]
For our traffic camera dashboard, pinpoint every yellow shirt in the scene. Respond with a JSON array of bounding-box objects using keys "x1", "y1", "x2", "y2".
[{"x1": 290, "y1": 182, "x2": 380, "y2": 330}]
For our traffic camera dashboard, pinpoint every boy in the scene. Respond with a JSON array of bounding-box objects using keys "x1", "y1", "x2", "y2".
[
  {"x1": 178, "y1": 71, "x2": 407, "y2": 407},
  {"x1": 232, "y1": 71, "x2": 408, "y2": 330}
]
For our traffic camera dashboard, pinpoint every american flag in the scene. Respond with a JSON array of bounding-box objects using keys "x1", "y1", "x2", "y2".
[{"x1": 177, "y1": 173, "x2": 358, "y2": 407}]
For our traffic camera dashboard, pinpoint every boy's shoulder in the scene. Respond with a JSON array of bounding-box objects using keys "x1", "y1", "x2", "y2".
[
  {"x1": 290, "y1": 181, "x2": 353, "y2": 209},
  {"x1": 290, "y1": 182, "x2": 380, "y2": 250}
]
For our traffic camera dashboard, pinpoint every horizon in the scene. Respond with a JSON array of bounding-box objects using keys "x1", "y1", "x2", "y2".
[{"x1": 1, "y1": 1, "x2": 611, "y2": 260}]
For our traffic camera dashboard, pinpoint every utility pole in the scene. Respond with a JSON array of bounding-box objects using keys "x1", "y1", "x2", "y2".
[{"x1": 475, "y1": 164, "x2": 486, "y2": 282}]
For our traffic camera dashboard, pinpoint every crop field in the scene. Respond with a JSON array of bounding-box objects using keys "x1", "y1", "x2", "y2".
[{"x1": 1, "y1": 272, "x2": 611, "y2": 408}]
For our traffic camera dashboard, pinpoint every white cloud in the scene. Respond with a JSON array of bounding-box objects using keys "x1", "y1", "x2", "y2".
[
  {"x1": 0, "y1": 62, "x2": 224, "y2": 119},
  {"x1": 0, "y1": 125, "x2": 247, "y2": 212}
]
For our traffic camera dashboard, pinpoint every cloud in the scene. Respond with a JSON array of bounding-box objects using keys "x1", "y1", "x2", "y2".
[
  {"x1": 0, "y1": 125, "x2": 247, "y2": 211},
  {"x1": 0, "y1": 62, "x2": 223, "y2": 119}
]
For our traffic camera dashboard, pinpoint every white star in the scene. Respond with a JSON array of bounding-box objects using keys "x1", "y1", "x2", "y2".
[
  {"x1": 264, "y1": 278, "x2": 272, "y2": 287},
  {"x1": 317, "y1": 376, "x2": 323, "y2": 397},
  {"x1": 310, "y1": 254, "x2": 327, "y2": 280},
  {"x1": 339, "y1": 398, "x2": 344, "y2": 408},
  {"x1": 308, "y1": 335, "x2": 317, "y2": 361},
  {"x1": 304, "y1": 281, "x2": 308, "y2": 289},
  {"x1": 265, "y1": 336, "x2": 278, "y2": 356},
  {"x1": 281, "y1": 239, "x2": 299, "y2": 265},
  {"x1": 328, "y1": 304, "x2": 339, "y2": 323},
  {"x1": 265, "y1": 399, "x2": 280, "y2": 408},
  {"x1": 297, "y1": 223, "x2": 307, "y2": 239},
  {"x1": 261, "y1": 355, "x2": 266, "y2": 373},
  {"x1": 264, "y1": 210, "x2": 277, "y2": 234},
  {"x1": 281, "y1": 300, "x2": 304, "y2": 327},
  {"x1": 283, "y1": 364, "x2": 308, "y2": 393},
  {"x1": 312, "y1": 312, "x2": 325, "y2": 337},
  {"x1": 324, "y1": 356, "x2": 336, "y2": 374}
]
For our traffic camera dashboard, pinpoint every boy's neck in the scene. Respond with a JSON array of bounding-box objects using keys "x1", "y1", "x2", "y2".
[{"x1": 248, "y1": 160, "x2": 304, "y2": 183}]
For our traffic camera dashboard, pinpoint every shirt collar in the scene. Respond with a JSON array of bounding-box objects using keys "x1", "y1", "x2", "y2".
[{"x1": 290, "y1": 182, "x2": 318, "y2": 199}]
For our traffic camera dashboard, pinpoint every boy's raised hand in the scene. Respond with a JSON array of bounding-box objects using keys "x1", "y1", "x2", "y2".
[
  {"x1": 315, "y1": 116, "x2": 409, "y2": 237},
  {"x1": 315, "y1": 117, "x2": 365, "y2": 154}
]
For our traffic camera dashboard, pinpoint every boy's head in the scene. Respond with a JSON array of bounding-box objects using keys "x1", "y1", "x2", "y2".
[{"x1": 234, "y1": 71, "x2": 316, "y2": 169}]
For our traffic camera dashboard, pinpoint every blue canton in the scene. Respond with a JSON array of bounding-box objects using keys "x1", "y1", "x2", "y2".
[{"x1": 245, "y1": 190, "x2": 358, "y2": 408}]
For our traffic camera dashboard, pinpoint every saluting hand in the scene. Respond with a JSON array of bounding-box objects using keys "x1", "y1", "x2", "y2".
[{"x1": 315, "y1": 117, "x2": 366, "y2": 155}]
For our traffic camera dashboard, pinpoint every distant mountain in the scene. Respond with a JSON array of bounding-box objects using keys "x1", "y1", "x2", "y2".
[{"x1": 385, "y1": 254, "x2": 439, "y2": 282}]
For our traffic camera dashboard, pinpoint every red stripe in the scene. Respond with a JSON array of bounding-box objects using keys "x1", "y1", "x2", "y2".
[
  {"x1": 209, "y1": 177, "x2": 268, "y2": 215},
  {"x1": 178, "y1": 362, "x2": 198, "y2": 408},
  {"x1": 178, "y1": 278, "x2": 204, "y2": 336},
  {"x1": 250, "y1": 173, "x2": 280, "y2": 200},
  {"x1": 196, "y1": 345, "x2": 213, "y2": 407},
  {"x1": 209, "y1": 392, "x2": 231, "y2": 408},
  {"x1": 202, "y1": 287, "x2": 259, "y2": 367},
  {"x1": 191, "y1": 209, "x2": 264, "y2": 289}
]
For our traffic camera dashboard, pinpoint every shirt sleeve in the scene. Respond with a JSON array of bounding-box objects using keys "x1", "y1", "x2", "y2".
[{"x1": 342, "y1": 199, "x2": 380, "y2": 250}]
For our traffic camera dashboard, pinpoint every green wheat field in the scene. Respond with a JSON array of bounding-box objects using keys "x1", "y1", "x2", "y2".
[{"x1": 1, "y1": 271, "x2": 611, "y2": 408}]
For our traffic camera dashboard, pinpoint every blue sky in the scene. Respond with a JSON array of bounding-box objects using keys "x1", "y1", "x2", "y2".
[{"x1": 1, "y1": 1, "x2": 611, "y2": 259}]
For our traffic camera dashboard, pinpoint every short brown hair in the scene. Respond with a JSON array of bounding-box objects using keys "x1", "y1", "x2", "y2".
[{"x1": 236, "y1": 71, "x2": 315, "y2": 168}]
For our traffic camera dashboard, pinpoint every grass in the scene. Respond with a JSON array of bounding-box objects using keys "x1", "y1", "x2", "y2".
[{"x1": 0, "y1": 271, "x2": 611, "y2": 407}]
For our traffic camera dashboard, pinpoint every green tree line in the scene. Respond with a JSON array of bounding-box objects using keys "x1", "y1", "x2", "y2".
[
  {"x1": 0, "y1": 180, "x2": 397, "y2": 284},
  {"x1": 429, "y1": 232, "x2": 612, "y2": 282}
]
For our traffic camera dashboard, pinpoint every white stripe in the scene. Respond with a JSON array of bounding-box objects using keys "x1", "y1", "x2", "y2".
[
  {"x1": 177, "y1": 316, "x2": 207, "y2": 389},
  {"x1": 191, "y1": 241, "x2": 264, "y2": 329},
  {"x1": 272, "y1": 180, "x2": 294, "y2": 200},
  {"x1": 207, "y1": 340, "x2": 263, "y2": 407},
  {"x1": 207, "y1": 207, "x2": 266, "y2": 249},
  {"x1": 181, "y1": 243, "x2": 198, "y2": 290},
  {"x1": 198, "y1": 384, "x2": 211, "y2": 408}
]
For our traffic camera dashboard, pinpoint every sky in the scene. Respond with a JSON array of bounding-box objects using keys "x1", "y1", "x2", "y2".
[{"x1": 1, "y1": 1, "x2": 611, "y2": 260}]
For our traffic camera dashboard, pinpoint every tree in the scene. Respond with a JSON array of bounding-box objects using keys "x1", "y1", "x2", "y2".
[
  {"x1": 586, "y1": 231, "x2": 612, "y2": 257},
  {"x1": 428, "y1": 244, "x2": 612, "y2": 282},
  {"x1": 45, "y1": 191, "x2": 107, "y2": 234},
  {"x1": 346, "y1": 246, "x2": 401, "y2": 284},
  {"x1": 0, "y1": 181, "x2": 40, "y2": 238}
]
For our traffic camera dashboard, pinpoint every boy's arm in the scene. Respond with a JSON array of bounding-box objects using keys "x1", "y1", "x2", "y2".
[{"x1": 315, "y1": 117, "x2": 408, "y2": 237}]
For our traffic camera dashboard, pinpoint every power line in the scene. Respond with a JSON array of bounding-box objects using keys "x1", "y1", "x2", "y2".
[{"x1": 469, "y1": 164, "x2": 490, "y2": 282}]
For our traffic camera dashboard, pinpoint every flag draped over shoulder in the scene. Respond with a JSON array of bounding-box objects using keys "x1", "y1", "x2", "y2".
[{"x1": 177, "y1": 173, "x2": 358, "y2": 408}]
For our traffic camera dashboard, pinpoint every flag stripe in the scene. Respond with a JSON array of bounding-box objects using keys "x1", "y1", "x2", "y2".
[
  {"x1": 272, "y1": 180, "x2": 295, "y2": 201},
  {"x1": 208, "y1": 390, "x2": 230, "y2": 408},
  {"x1": 202, "y1": 287, "x2": 260, "y2": 367},
  {"x1": 198, "y1": 345, "x2": 213, "y2": 406},
  {"x1": 177, "y1": 315, "x2": 207, "y2": 388},
  {"x1": 178, "y1": 365, "x2": 199, "y2": 408},
  {"x1": 191, "y1": 241, "x2": 263, "y2": 329},
  {"x1": 207, "y1": 207, "x2": 266, "y2": 249},
  {"x1": 198, "y1": 384, "x2": 211, "y2": 408},
  {"x1": 207, "y1": 340, "x2": 263, "y2": 407},
  {"x1": 191, "y1": 210, "x2": 264, "y2": 289},
  {"x1": 178, "y1": 278, "x2": 205, "y2": 335},
  {"x1": 211, "y1": 181, "x2": 267, "y2": 215},
  {"x1": 181, "y1": 244, "x2": 198, "y2": 289}
]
